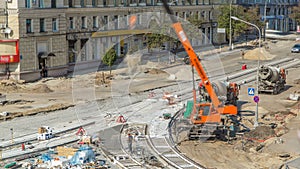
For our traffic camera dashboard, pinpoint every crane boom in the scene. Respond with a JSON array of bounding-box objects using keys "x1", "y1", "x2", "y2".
[
  {"x1": 162, "y1": 0, "x2": 237, "y2": 125},
  {"x1": 171, "y1": 22, "x2": 222, "y2": 110}
]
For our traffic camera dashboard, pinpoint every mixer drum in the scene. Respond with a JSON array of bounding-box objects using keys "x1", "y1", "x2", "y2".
[
  {"x1": 212, "y1": 81, "x2": 227, "y2": 101},
  {"x1": 259, "y1": 65, "x2": 280, "y2": 83}
]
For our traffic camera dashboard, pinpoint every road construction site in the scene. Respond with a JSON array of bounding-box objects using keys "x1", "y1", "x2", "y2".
[{"x1": 0, "y1": 40, "x2": 300, "y2": 168}]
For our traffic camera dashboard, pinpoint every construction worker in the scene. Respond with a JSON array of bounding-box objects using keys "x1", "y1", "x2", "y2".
[{"x1": 128, "y1": 133, "x2": 133, "y2": 154}]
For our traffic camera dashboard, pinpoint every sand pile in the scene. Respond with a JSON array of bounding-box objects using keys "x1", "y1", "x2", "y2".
[
  {"x1": 244, "y1": 126, "x2": 275, "y2": 140},
  {"x1": 244, "y1": 48, "x2": 275, "y2": 60},
  {"x1": 0, "y1": 80, "x2": 23, "y2": 93},
  {"x1": 29, "y1": 84, "x2": 53, "y2": 93}
]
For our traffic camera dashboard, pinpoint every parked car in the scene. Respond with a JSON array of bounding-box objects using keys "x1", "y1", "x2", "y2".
[
  {"x1": 175, "y1": 50, "x2": 202, "y2": 65},
  {"x1": 291, "y1": 44, "x2": 300, "y2": 53}
]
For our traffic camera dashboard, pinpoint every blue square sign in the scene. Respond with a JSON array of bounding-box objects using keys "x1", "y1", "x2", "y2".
[{"x1": 248, "y1": 88, "x2": 255, "y2": 96}]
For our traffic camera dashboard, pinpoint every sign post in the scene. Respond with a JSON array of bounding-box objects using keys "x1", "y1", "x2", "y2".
[
  {"x1": 248, "y1": 88, "x2": 259, "y2": 127},
  {"x1": 254, "y1": 96, "x2": 259, "y2": 103},
  {"x1": 248, "y1": 88, "x2": 255, "y2": 96},
  {"x1": 253, "y1": 95, "x2": 260, "y2": 128}
]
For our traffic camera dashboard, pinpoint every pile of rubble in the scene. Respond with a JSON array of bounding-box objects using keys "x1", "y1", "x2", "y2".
[{"x1": 0, "y1": 145, "x2": 110, "y2": 169}]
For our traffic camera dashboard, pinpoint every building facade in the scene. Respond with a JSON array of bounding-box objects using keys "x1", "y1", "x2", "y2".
[
  {"x1": 0, "y1": 0, "x2": 225, "y2": 81},
  {"x1": 237, "y1": 0, "x2": 299, "y2": 32}
]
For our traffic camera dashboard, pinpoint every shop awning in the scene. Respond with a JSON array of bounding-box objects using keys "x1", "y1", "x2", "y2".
[
  {"x1": 38, "y1": 52, "x2": 47, "y2": 58},
  {"x1": 38, "y1": 52, "x2": 56, "y2": 58}
]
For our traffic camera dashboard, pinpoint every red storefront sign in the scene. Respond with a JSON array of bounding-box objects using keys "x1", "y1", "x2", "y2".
[
  {"x1": 0, "y1": 55, "x2": 20, "y2": 63},
  {"x1": 0, "y1": 39, "x2": 19, "y2": 64}
]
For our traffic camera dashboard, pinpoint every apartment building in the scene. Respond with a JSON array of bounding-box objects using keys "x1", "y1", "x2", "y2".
[
  {"x1": 0, "y1": 0, "x2": 222, "y2": 81},
  {"x1": 237, "y1": 0, "x2": 299, "y2": 32}
]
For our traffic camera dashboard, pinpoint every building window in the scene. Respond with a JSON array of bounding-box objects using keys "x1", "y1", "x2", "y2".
[
  {"x1": 69, "y1": 17, "x2": 74, "y2": 29},
  {"x1": 52, "y1": 18, "x2": 58, "y2": 32},
  {"x1": 137, "y1": 14, "x2": 141, "y2": 25},
  {"x1": 26, "y1": 19, "x2": 33, "y2": 33},
  {"x1": 40, "y1": 18, "x2": 45, "y2": 32},
  {"x1": 92, "y1": 0, "x2": 97, "y2": 6},
  {"x1": 51, "y1": 0, "x2": 56, "y2": 8},
  {"x1": 68, "y1": 40, "x2": 76, "y2": 63},
  {"x1": 39, "y1": 0, "x2": 44, "y2": 8},
  {"x1": 102, "y1": 16, "x2": 108, "y2": 30},
  {"x1": 114, "y1": 15, "x2": 118, "y2": 29},
  {"x1": 69, "y1": 0, "x2": 73, "y2": 7},
  {"x1": 103, "y1": 0, "x2": 107, "y2": 6},
  {"x1": 82, "y1": 16, "x2": 87, "y2": 29},
  {"x1": 104, "y1": 16, "x2": 108, "y2": 24},
  {"x1": 25, "y1": 0, "x2": 31, "y2": 8},
  {"x1": 81, "y1": 0, "x2": 85, "y2": 7},
  {"x1": 124, "y1": 15, "x2": 128, "y2": 26},
  {"x1": 201, "y1": 11, "x2": 205, "y2": 18},
  {"x1": 93, "y1": 16, "x2": 98, "y2": 28}
]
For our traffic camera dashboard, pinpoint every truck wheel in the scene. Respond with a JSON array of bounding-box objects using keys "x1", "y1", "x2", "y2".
[{"x1": 273, "y1": 88, "x2": 278, "y2": 95}]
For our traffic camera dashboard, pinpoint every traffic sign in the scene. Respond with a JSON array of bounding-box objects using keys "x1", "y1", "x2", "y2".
[
  {"x1": 217, "y1": 28, "x2": 226, "y2": 33},
  {"x1": 248, "y1": 88, "x2": 255, "y2": 96},
  {"x1": 254, "y1": 96, "x2": 260, "y2": 103}
]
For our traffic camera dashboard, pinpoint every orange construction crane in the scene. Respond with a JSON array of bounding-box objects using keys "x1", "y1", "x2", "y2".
[{"x1": 162, "y1": 0, "x2": 238, "y2": 139}]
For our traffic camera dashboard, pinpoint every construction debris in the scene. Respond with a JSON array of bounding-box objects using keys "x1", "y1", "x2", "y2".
[
  {"x1": 289, "y1": 92, "x2": 300, "y2": 101},
  {"x1": 37, "y1": 126, "x2": 54, "y2": 141}
]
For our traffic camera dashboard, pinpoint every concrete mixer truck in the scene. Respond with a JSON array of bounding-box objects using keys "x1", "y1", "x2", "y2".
[
  {"x1": 198, "y1": 81, "x2": 239, "y2": 106},
  {"x1": 258, "y1": 65, "x2": 286, "y2": 94}
]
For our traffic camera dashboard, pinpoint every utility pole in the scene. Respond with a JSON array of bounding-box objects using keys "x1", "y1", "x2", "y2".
[
  {"x1": 10, "y1": 128, "x2": 14, "y2": 144},
  {"x1": 263, "y1": 0, "x2": 268, "y2": 41},
  {"x1": 231, "y1": 16, "x2": 261, "y2": 128},
  {"x1": 4, "y1": 0, "x2": 9, "y2": 39},
  {"x1": 4, "y1": 0, "x2": 11, "y2": 79},
  {"x1": 229, "y1": 0, "x2": 232, "y2": 50}
]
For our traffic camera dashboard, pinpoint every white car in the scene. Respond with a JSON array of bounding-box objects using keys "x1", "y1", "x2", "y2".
[{"x1": 291, "y1": 44, "x2": 300, "y2": 53}]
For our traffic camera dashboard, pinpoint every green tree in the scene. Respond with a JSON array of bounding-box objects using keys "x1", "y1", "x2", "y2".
[
  {"x1": 245, "y1": 5, "x2": 261, "y2": 25},
  {"x1": 290, "y1": 4, "x2": 300, "y2": 25},
  {"x1": 185, "y1": 13, "x2": 204, "y2": 40},
  {"x1": 145, "y1": 21, "x2": 171, "y2": 52},
  {"x1": 102, "y1": 48, "x2": 117, "y2": 75},
  {"x1": 187, "y1": 14, "x2": 205, "y2": 29},
  {"x1": 217, "y1": 5, "x2": 262, "y2": 41}
]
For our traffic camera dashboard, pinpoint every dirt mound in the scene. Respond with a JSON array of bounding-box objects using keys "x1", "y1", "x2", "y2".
[
  {"x1": 29, "y1": 84, "x2": 53, "y2": 93},
  {"x1": 244, "y1": 48, "x2": 275, "y2": 60},
  {"x1": 0, "y1": 103, "x2": 74, "y2": 121},
  {"x1": 294, "y1": 79, "x2": 300, "y2": 84},
  {"x1": 245, "y1": 126, "x2": 275, "y2": 140},
  {"x1": 95, "y1": 72, "x2": 113, "y2": 86},
  {"x1": 0, "y1": 80, "x2": 23, "y2": 93}
]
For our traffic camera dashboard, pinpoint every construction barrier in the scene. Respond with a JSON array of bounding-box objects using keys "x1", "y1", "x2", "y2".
[
  {"x1": 184, "y1": 100, "x2": 194, "y2": 119},
  {"x1": 116, "y1": 115, "x2": 126, "y2": 123}
]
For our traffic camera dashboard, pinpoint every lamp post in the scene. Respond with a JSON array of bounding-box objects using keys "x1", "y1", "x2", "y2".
[
  {"x1": 229, "y1": 0, "x2": 232, "y2": 50},
  {"x1": 10, "y1": 128, "x2": 14, "y2": 144},
  {"x1": 231, "y1": 16, "x2": 261, "y2": 128},
  {"x1": 4, "y1": 0, "x2": 9, "y2": 39},
  {"x1": 263, "y1": 0, "x2": 268, "y2": 41}
]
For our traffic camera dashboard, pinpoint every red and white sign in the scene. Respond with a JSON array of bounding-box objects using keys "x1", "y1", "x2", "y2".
[
  {"x1": 297, "y1": 25, "x2": 300, "y2": 33},
  {"x1": 0, "y1": 39, "x2": 19, "y2": 64}
]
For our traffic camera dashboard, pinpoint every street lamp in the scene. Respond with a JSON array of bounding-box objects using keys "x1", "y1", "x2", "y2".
[
  {"x1": 231, "y1": 16, "x2": 261, "y2": 128},
  {"x1": 263, "y1": 0, "x2": 269, "y2": 41},
  {"x1": 229, "y1": 0, "x2": 233, "y2": 50},
  {"x1": 4, "y1": 0, "x2": 9, "y2": 38},
  {"x1": 10, "y1": 128, "x2": 14, "y2": 144}
]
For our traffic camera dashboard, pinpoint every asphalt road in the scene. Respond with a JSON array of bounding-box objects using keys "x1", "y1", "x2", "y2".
[{"x1": 0, "y1": 39, "x2": 299, "y2": 168}]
